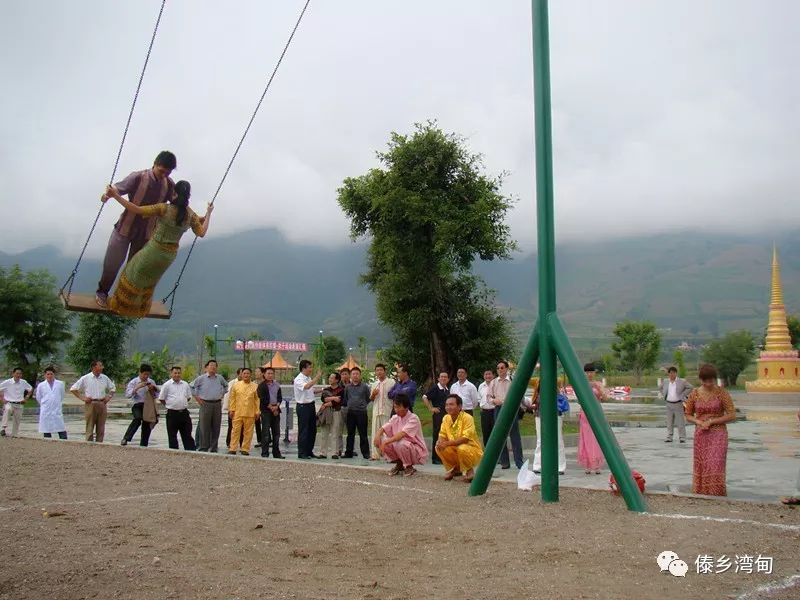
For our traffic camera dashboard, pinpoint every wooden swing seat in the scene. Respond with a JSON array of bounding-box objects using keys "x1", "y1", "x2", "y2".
[{"x1": 60, "y1": 292, "x2": 171, "y2": 320}]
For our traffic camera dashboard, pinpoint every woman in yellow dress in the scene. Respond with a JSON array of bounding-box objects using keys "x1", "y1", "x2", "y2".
[
  {"x1": 435, "y1": 393, "x2": 484, "y2": 482},
  {"x1": 105, "y1": 181, "x2": 212, "y2": 317}
]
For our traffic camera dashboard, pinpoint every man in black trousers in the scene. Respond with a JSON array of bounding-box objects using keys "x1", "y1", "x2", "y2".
[
  {"x1": 257, "y1": 367, "x2": 284, "y2": 458},
  {"x1": 422, "y1": 371, "x2": 450, "y2": 465},
  {"x1": 293, "y1": 360, "x2": 322, "y2": 459},
  {"x1": 342, "y1": 367, "x2": 371, "y2": 459}
]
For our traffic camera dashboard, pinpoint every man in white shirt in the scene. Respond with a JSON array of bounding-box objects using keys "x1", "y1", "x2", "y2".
[
  {"x1": 450, "y1": 367, "x2": 480, "y2": 416},
  {"x1": 35, "y1": 366, "x2": 67, "y2": 439},
  {"x1": 478, "y1": 369, "x2": 496, "y2": 447},
  {"x1": 369, "y1": 363, "x2": 395, "y2": 460},
  {"x1": 293, "y1": 359, "x2": 322, "y2": 459},
  {"x1": 660, "y1": 366, "x2": 693, "y2": 443},
  {"x1": 158, "y1": 366, "x2": 196, "y2": 450},
  {"x1": 487, "y1": 361, "x2": 524, "y2": 469},
  {"x1": 70, "y1": 361, "x2": 116, "y2": 442},
  {"x1": 0, "y1": 367, "x2": 33, "y2": 437}
]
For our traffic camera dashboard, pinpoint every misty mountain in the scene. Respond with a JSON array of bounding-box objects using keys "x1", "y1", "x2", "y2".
[{"x1": 2, "y1": 229, "x2": 798, "y2": 356}]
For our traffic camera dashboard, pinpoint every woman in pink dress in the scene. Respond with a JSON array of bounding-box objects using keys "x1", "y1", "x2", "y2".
[
  {"x1": 372, "y1": 393, "x2": 428, "y2": 477},
  {"x1": 577, "y1": 363, "x2": 607, "y2": 474},
  {"x1": 684, "y1": 363, "x2": 736, "y2": 496}
]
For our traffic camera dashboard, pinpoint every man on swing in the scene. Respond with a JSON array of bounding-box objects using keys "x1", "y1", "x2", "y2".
[{"x1": 95, "y1": 150, "x2": 177, "y2": 308}]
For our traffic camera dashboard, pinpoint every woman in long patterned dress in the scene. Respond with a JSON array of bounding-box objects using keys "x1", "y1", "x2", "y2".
[
  {"x1": 577, "y1": 362, "x2": 608, "y2": 474},
  {"x1": 684, "y1": 363, "x2": 736, "y2": 496},
  {"x1": 105, "y1": 182, "x2": 212, "y2": 317}
]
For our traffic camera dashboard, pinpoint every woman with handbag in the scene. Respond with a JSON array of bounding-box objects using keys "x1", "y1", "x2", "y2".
[{"x1": 317, "y1": 373, "x2": 345, "y2": 459}]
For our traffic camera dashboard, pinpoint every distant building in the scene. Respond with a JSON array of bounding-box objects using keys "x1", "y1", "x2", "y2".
[{"x1": 745, "y1": 246, "x2": 800, "y2": 393}]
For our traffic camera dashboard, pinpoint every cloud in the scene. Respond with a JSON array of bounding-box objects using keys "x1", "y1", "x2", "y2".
[{"x1": 1, "y1": 0, "x2": 798, "y2": 257}]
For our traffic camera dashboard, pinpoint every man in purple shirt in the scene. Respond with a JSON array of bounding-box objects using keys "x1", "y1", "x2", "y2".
[
  {"x1": 95, "y1": 150, "x2": 177, "y2": 307},
  {"x1": 388, "y1": 365, "x2": 418, "y2": 412}
]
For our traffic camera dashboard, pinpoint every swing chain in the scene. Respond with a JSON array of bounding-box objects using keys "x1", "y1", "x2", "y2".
[
  {"x1": 161, "y1": 0, "x2": 312, "y2": 314},
  {"x1": 60, "y1": 0, "x2": 168, "y2": 301}
]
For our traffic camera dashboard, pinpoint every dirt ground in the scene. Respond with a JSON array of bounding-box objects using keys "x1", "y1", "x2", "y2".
[{"x1": 0, "y1": 438, "x2": 798, "y2": 600}]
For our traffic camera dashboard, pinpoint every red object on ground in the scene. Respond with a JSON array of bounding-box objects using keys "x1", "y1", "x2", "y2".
[{"x1": 609, "y1": 470, "x2": 646, "y2": 495}]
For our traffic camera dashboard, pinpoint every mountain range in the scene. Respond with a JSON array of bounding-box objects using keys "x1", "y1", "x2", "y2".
[{"x1": 2, "y1": 229, "x2": 798, "y2": 357}]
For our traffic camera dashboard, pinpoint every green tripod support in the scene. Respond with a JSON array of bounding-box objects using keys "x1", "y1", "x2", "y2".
[{"x1": 467, "y1": 0, "x2": 647, "y2": 512}]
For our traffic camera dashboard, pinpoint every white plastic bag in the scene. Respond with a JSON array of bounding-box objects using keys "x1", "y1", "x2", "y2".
[{"x1": 517, "y1": 459, "x2": 540, "y2": 491}]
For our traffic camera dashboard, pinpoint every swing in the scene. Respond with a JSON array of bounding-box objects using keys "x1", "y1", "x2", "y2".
[{"x1": 60, "y1": 0, "x2": 311, "y2": 319}]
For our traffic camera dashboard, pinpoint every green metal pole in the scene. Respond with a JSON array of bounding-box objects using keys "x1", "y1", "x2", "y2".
[
  {"x1": 548, "y1": 314, "x2": 648, "y2": 512},
  {"x1": 531, "y1": 0, "x2": 559, "y2": 503},
  {"x1": 468, "y1": 324, "x2": 540, "y2": 496}
]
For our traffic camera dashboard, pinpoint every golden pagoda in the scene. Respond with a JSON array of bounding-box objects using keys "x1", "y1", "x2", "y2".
[
  {"x1": 338, "y1": 354, "x2": 361, "y2": 371},
  {"x1": 746, "y1": 246, "x2": 800, "y2": 392}
]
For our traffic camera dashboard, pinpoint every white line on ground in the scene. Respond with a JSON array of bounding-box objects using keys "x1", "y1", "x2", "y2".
[
  {"x1": 0, "y1": 491, "x2": 178, "y2": 512},
  {"x1": 315, "y1": 475, "x2": 437, "y2": 495},
  {"x1": 737, "y1": 574, "x2": 800, "y2": 599},
  {"x1": 211, "y1": 478, "x2": 304, "y2": 490},
  {"x1": 643, "y1": 512, "x2": 800, "y2": 532}
]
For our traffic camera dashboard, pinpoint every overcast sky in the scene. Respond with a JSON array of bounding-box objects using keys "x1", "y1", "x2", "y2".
[{"x1": 1, "y1": 0, "x2": 798, "y2": 257}]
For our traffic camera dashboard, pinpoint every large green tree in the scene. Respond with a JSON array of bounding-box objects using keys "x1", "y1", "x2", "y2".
[
  {"x1": 611, "y1": 321, "x2": 662, "y2": 384},
  {"x1": 337, "y1": 122, "x2": 516, "y2": 381},
  {"x1": 67, "y1": 314, "x2": 136, "y2": 382},
  {"x1": 703, "y1": 330, "x2": 755, "y2": 387},
  {"x1": 0, "y1": 265, "x2": 72, "y2": 383}
]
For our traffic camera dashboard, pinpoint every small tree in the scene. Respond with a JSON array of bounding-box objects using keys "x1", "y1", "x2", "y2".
[
  {"x1": 0, "y1": 266, "x2": 72, "y2": 383},
  {"x1": 703, "y1": 330, "x2": 755, "y2": 386},
  {"x1": 672, "y1": 349, "x2": 687, "y2": 378},
  {"x1": 357, "y1": 335, "x2": 368, "y2": 368},
  {"x1": 600, "y1": 353, "x2": 617, "y2": 375},
  {"x1": 67, "y1": 314, "x2": 135, "y2": 382},
  {"x1": 180, "y1": 361, "x2": 197, "y2": 382},
  {"x1": 127, "y1": 346, "x2": 175, "y2": 384},
  {"x1": 611, "y1": 321, "x2": 662, "y2": 384},
  {"x1": 322, "y1": 335, "x2": 346, "y2": 367},
  {"x1": 789, "y1": 315, "x2": 800, "y2": 349},
  {"x1": 203, "y1": 335, "x2": 215, "y2": 359},
  {"x1": 243, "y1": 331, "x2": 260, "y2": 371}
]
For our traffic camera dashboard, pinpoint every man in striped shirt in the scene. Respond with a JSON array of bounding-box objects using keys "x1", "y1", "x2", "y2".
[
  {"x1": 95, "y1": 151, "x2": 176, "y2": 307},
  {"x1": 487, "y1": 360, "x2": 523, "y2": 469}
]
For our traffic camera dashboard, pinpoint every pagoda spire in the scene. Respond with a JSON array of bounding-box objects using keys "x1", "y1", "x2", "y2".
[
  {"x1": 770, "y1": 244, "x2": 784, "y2": 305},
  {"x1": 765, "y1": 245, "x2": 793, "y2": 351}
]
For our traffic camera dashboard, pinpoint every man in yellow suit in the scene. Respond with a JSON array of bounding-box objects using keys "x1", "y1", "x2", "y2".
[
  {"x1": 227, "y1": 367, "x2": 260, "y2": 455},
  {"x1": 435, "y1": 393, "x2": 483, "y2": 482}
]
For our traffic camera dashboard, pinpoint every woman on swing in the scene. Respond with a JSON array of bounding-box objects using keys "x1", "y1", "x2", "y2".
[{"x1": 104, "y1": 181, "x2": 212, "y2": 317}]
